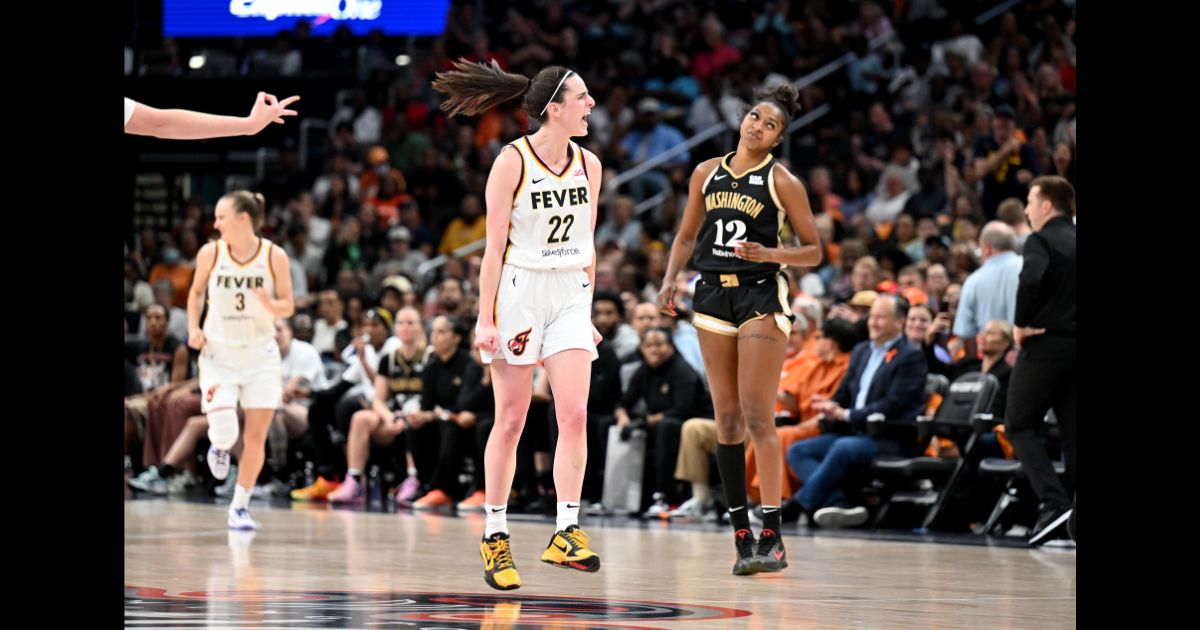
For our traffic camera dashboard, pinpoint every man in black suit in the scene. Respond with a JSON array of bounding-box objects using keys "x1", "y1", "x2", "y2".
[
  {"x1": 1007, "y1": 175, "x2": 1076, "y2": 546},
  {"x1": 783, "y1": 293, "x2": 928, "y2": 528}
]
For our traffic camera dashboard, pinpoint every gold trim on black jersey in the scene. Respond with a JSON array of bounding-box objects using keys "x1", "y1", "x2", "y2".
[{"x1": 719, "y1": 152, "x2": 773, "y2": 179}]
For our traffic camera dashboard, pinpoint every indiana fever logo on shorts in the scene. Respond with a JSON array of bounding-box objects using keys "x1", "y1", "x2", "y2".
[
  {"x1": 507, "y1": 328, "x2": 533, "y2": 356},
  {"x1": 205, "y1": 385, "x2": 219, "y2": 403}
]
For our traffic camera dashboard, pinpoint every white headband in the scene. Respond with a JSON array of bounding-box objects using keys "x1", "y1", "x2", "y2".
[{"x1": 539, "y1": 70, "x2": 574, "y2": 116}]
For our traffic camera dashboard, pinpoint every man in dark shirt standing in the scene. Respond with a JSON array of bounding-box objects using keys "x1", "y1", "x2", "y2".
[
  {"x1": 974, "y1": 105, "x2": 1040, "y2": 219},
  {"x1": 1007, "y1": 175, "x2": 1076, "y2": 546}
]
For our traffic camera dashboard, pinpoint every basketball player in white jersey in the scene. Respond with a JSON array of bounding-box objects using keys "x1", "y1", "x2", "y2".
[
  {"x1": 124, "y1": 92, "x2": 299, "y2": 139},
  {"x1": 433, "y1": 59, "x2": 602, "y2": 590},
  {"x1": 187, "y1": 191, "x2": 295, "y2": 530}
]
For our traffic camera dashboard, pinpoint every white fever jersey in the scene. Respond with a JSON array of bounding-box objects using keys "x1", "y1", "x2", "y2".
[
  {"x1": 502, "y1": 136, "x2": 594, "y2": 271},
  {"x1": 203, "y1": 238, "x2": 277, "y2": 346}
]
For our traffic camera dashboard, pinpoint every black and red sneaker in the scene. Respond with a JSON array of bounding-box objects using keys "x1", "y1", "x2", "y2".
[
  {"x1": 732, "y1": 528, "x2": 758, "y2": 576},
  {"x1": 749, "y1": 528, "x2": 788, "y2": 573}
]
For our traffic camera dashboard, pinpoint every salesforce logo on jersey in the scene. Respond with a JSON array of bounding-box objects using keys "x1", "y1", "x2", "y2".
[
  {"x1": 542, "y1": 247, "x2": 582, "y2": 258},
  {"x1": 164, "y1": 1, "x2": 450, "y2": 37}
]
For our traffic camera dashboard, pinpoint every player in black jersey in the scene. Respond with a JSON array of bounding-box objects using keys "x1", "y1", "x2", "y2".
[{"x1": 658, "y1": 84, "x2": 820, "y2": 576}]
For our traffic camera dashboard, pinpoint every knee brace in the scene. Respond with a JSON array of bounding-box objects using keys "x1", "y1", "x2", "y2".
[{"x1": 207, "y1": 408, "x2": 240, "y2": 450}]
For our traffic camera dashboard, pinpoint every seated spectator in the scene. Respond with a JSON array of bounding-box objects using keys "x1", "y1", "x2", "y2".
[
  {"x1": 783, "y1": 294, "x2": 928, "y2": 528},
  {"x1": 615, "y1": 328, "x2": 712, "y2": 516},
  {"x1": 905, "y1": 302, "x2": 955, "y2": 377},
  {"x1": 327, "y1": 307, "x2": 432, "y2": 504},
  {"x1": 409, "y1": 316, "x2": 474, "y2": 510}
]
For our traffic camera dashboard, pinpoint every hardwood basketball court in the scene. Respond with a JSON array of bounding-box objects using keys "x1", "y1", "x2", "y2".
[{"x1": 125, "y1": 499, "x2": 1076, "y2": 628}]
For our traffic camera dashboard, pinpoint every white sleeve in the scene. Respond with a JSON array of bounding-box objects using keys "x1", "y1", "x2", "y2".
[
  {"x1": 286, "y1": 341, "x2": 325, "y2": 384},
  {"x1": 124, "y1": 98, "x2": 136, "y2": 127},
  {"x1": 340, "y1": 343, "x2": 364, "y2": 383},
  {"x1": 378, "y1": 336, "x2": 401, "y2": 357},
  {"x1": 341, "y1": 359, "x2": 362, "y2": 384},
  {"x1": 300, "y1": 345, "x2": 325, "y2": 385},
  {"x1": 339, "y1": 338, "x2": 356, "y2": 362}
]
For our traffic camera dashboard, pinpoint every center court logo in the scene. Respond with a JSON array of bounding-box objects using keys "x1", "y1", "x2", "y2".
[
  {"x1": 507, "y1": 328, "x2": 533, "y2": 356},
  {"x1": 124, "y1": 587, "x2": 751, "y2": 627}
]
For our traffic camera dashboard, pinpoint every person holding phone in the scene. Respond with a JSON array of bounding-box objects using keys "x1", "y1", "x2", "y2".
[{"x1": 904, "y1": 303, "x2": 954, "y2": 377}]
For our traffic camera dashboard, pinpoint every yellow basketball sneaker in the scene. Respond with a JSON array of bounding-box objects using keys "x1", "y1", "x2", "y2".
[
  {"x1": 480, "y1": 532, "x2": 522, "y2": 590},
  {"x1": 289, "y1": 476, "x2": 340, "y2": 501},
  {"x1": 539, "y1": 524, "x2": 601, "y2": 572}
]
